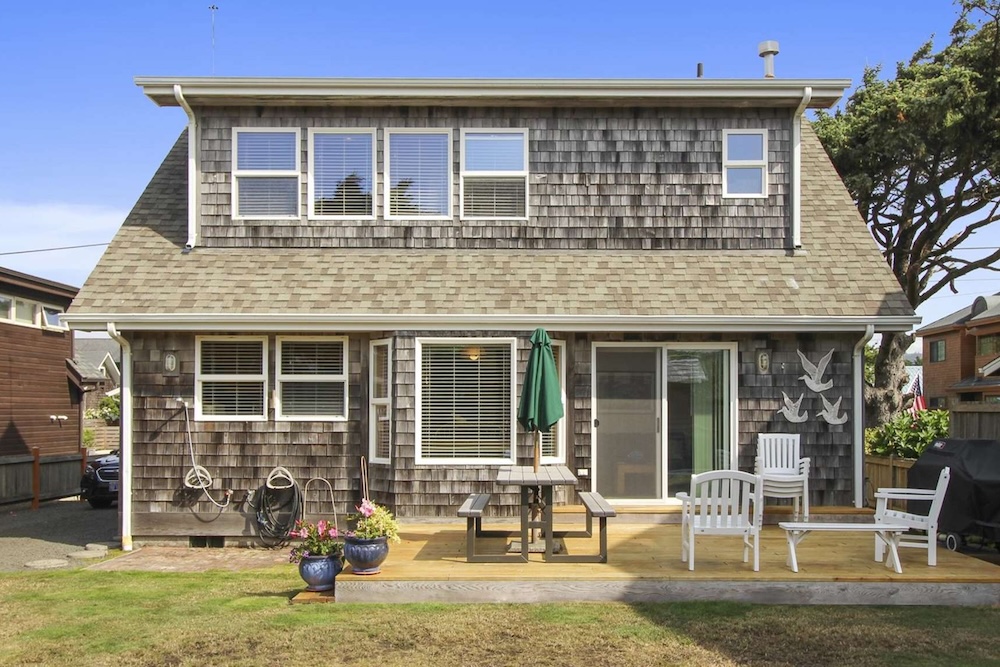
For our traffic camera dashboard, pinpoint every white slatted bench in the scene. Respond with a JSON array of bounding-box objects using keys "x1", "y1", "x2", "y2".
[
  {"x1": 457, "y1": 493, "x2": 523, "y2": 563},
  {"x1": 572, "y1": 491, "x2": 616, "y2": 563},
  {"x1": 778, "y1": 521, "x2": 911, "y2": 574}
]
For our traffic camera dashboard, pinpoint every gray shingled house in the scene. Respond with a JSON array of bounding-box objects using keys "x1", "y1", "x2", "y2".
[{"x1": 64, "y1": 76, "x2": 917, "y2": 547}]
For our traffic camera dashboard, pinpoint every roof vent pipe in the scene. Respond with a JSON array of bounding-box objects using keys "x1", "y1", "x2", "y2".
[
  {"x1": 696, "y1": 63, "x2": 704, "y2": 78},
  {"x1": 758, "y1": 41, "x2": 779, "y2": 78}
]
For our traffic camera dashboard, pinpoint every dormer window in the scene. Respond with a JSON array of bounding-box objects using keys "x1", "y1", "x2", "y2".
[
  {"x1": 722, "y1": 129, "x2": 768, "y2": 198},
  {"x1": 384, "y1": 129, "x2": 452, "y2": 219},
  {"x1": 309, "y1": 129, "x2": 376, "y2": 219},
  {"x1": 232, "y1": 128, "x2": 301, "y2": 219},
  {"x1": 460, "y1": 129, "x2": 528, "y2": 219}
]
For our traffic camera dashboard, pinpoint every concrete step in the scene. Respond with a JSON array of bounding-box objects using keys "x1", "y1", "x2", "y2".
[{"x1": 24, "y1": 558, "x2": 70, "y2": 569}]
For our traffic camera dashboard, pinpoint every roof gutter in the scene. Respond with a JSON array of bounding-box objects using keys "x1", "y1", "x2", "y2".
[
  {"x1": 106, "y1": 323, "x2": 133, "y2": 551},
  {"x1": 63, "y1": 313, "x2": 921, "y2": 333},
  {"x1": 852, "y1": 324, "x2": 874, "y2": 509},
  {"x1": 791, "y1": 86, "x2": 812, "y2": 250},
  {"x1": 173, "y1": 85, "x2": 198, "y2": 251}
]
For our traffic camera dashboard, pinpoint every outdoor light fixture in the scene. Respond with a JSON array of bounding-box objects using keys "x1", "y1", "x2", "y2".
[{"x1": 465, "y1": 346, "x2": 482, "y2": 361}]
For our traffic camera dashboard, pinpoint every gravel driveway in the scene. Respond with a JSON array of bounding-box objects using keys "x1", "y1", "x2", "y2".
[{"x1": 0, "y1": 498, "x2": 118, "y2": 570}]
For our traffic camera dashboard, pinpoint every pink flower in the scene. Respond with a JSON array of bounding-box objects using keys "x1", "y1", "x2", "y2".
[
  {"x1": 317, "y1": 520, "x2": 328, "y2": 534},
  {"x1": 327, "y1": 527, "x2": 339, "y2": 539},
  {"x1": 359, "y1": 499, "x2": 376, "y2": 518}
]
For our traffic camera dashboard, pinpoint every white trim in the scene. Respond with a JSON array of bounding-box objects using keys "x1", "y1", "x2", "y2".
[
  {"x1": 540, "y1": 339, "x2": 566, "y2": 465},
  {"x1": 980, "y1": 354, "x2": 1000, "y2": 377},
  {"x1": 231, "y1": 127, "x2": 302, "y2": 221},
  {"x1": 415, "y1": 336, "x2": 517, "y2": 466},
  {"x1": 369, "y1": 338, "x2": 392, "y2": 464},
  {"x1": 383, "y1": 128, "x2": 454, "y2": 221},
  {"x1": 459, "y1": 128, "x2": 529, "y2": 221},
  {"x1": 590, "y1": 341, "x2": 738, "y2": 506},
  {"x1": 722, "y1": 129, "x2": 768, "y2": 199},
  {"x1": 274, "y1": 335, "x2": 348, "y2": 422},
  {"x1": 307, "y1": 128, "x2": 377, "y2": 220},
  {"x1": 194, "y1": 335, "x2": 269, "y2": 421},
  {"x1": 63, "y1": 312, "x2": 923, "y2": 333}
]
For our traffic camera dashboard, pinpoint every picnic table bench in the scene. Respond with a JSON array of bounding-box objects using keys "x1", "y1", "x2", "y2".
[
  {"x1": 779, "y1": 521, "x2": 911, "y2": 574},
  {"x1": 457, "y1": 493, "x2": 524, "y2": 563}
]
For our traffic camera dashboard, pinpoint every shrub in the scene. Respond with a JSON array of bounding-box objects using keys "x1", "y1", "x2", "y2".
[
  {"x1": 82, "y1": 428, "x2": 95, "y2": 448},
  {"x1": 864, "y1": 409, "x2": 949, "y2": 459},
  {"x1": 85, "y1": 395, "x2": 121, "y2": 422}
]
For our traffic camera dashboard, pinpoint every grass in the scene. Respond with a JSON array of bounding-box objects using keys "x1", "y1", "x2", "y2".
[{"x1": 2, "y1": 569, "x2": 1000, "y2": 666}]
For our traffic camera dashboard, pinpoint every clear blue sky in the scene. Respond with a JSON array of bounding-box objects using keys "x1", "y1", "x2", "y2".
[{"x1": 1, "y1": 0, "x2": 996, "y2": 334}]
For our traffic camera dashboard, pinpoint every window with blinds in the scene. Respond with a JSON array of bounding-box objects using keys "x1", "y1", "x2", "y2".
[
  {"x1": 461, "y1": 130, "x2": 528, "y2": 219},
  {"x1": 417, "y1": 339, "x2": 515, "y2": 463},
  {"x1": 232, "y1": 128, "x2": 300, "y2": 218},
  {"x1": 538, "y1": 340, "x2": 565, "y2": 461},
  {"x1": 385, "y1": 130, "x2": 452, "y2": 218},
  {"x1": 276, "y1": 337, "x2": 348, "y2": 420},
  {"x1": 196, "y1": 337, "x2": 267, "y2": 420},
  {"x1": 370, "y1": 340, "x2": 392, "y2": 463},
  {"x1": 309, "y1": 130, "x2": 375, "y2": 218},
  {"x1": 722, "y1": 129, "x2": 767, "y2": 198}
]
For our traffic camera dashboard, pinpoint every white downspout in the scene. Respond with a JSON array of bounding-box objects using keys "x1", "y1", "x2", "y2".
[
  {"x1": 791, "y1": 86, "x2": 813, "y2": 249},
  {"x1": 853, "y1": 325, "x2": 874, "y2": 508},
  {"x1": 107, "y1": 323, "x2": 133, "y2": 551},
  {"x1": 173, "y1": 84, "x2": 198, "y2": 250}
]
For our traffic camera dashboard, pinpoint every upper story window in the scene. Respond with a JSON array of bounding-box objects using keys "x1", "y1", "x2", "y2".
[
  {"x1": 232, "y1": 128, "x2": 300, "y2": 220},
  {"x1": 977, "y1": 334, "x2": 1000, "y2": 357},
  {"x1": 370, "y1": 339, "x2": 392, "y2": 464},
  {"x1": 929, "y1": 339, "x2": 946, "y2": 363},
  {"x1": 722, "y1": 129, "x2": 768, "y2": 198},
  {"x1": 195, "y1": 336, "x2": 268, "y2": 421},
  {"x1": 460, "y1": 130, "x2": 528, "y2": 219},
  {"x1": 385, "y1": 129, "x2": 452, "y2": 219},
  {"x1": 309, "y1": 129, "x2": 375, "y2": 219},
  {"x1": 415, "y1": 338, "x2": 515, "y2": 465},
  {"x1": 0, "y1": 294, "x2": 66, "y2": 330},
  {"x1": 276, "y1": 337, "x2": 348, "y2": 421}
]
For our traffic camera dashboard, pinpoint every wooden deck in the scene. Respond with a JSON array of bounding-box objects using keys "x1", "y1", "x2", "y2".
[{"x1": 336, "y1": 515, "x2": 1000, "y2": 605}]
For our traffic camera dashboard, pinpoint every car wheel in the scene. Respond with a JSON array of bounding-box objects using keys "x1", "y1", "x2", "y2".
[{"x1": 87, "y1": 498, "x2": 114, "y2": 509}]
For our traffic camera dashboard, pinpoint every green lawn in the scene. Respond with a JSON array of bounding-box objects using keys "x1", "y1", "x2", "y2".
[{"x1": 2, "y1": 568, "x2": 1000, "y2": 666}]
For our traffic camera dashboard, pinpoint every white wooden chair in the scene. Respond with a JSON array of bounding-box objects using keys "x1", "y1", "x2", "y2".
[
  {"x1": 874, "y1": 467, "x2": 951, "y2": 566},
  {"x1": 677, "y1": 470, "x2": 763, "y2": 571},
  {"x1": 756, "y1": 433, "x2": 810, "y2": 521}
]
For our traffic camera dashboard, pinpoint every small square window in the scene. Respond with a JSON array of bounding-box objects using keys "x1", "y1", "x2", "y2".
[
  {"x1": 232, "y1": 128, "x2": 301, "y2": 219},
  {"x1": 42, "y1": 307, "x2": 64, "y2": 329},
  {"x1": 309, "y1": 130, "x2": 376, "y2": 219},
  {"x1": 723, "y1": 129, "x2": 768, "y2": 198},
  {"x1": 929, "y1": 340, "x2": 946, "y2": 363},
  {"x1": 461, "y1": 130, "x2": 529, "y2": 220},
  {"x1": 385, "y1": 130, "x2": 452, "y2": 219}
]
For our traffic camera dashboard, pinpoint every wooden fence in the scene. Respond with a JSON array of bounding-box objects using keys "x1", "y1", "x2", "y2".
[
  {"x1": 950, "y1": 403, "x2": 1000, "y2": 440},
  {"x1": 0, "y1": 449, "x2": 85, "y2": 506},
  {"x1": 83, "y1": 419, "x2": 120, "y2": 452},
  {"x1": 862, "y1": 454, "x2": 914, "y2": 509}
]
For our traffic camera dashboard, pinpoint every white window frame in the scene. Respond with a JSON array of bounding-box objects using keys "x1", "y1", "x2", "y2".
[
  {"x1": 415, "y1": 337, "x2": 517, "y2": 466},
  {"x1": 307, "y1": 128, "x2": 377, "y2": 220},
  {"x1": 369, "y1": 338, "x2": 393, "y2": 464},
  {"x1": 275, "y1": 335, "x2": 349, "y2": 422},
  {"x1": 0, "y1": 294, "x2": 66, "y2": 331},
  {"x1": 722, "y1": 129, "x2": 768, "y2": 199},
  {"x1": 231, "y1": 127, "x2": 301, "y2": 221},
  {"x1": 195, "y1": 335, "x2": 268, "y2": 422},
  {"x1": 383, "y1": 128, "x2": 453, "y2": 221},
  {"x1": 459, "y1": 128, "x2": 529, "y2": 221},
  {"x1": 539, "y1": 339, "x2": 566, "y2": 464}
]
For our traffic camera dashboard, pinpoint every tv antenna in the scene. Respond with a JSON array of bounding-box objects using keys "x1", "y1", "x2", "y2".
[{"x1": 209, "y1": 5, "x2": 218, "y2": 75}]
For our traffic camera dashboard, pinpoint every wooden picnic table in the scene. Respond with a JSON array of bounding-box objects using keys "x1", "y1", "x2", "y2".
[{"x1": 496, "y1": 465, "x2": 578, "y2": 561}]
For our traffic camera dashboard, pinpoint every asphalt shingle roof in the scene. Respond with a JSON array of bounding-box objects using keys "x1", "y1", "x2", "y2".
[{"x1": 69, "y1": 123, "x2": 913, "y2": 322}]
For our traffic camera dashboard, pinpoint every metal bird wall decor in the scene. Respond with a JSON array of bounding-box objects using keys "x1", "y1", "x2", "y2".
[
  {"x1": 777, "y1": 391, "x2": 808, "y2": 423},
  {"x1": 818, "y1": 394, "x2": 849, "y2": 425},
  {"x1": 796, "y1": 348, "x2": 834, "y2": 393}
]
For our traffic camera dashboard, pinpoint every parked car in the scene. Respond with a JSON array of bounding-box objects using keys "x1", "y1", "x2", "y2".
[{"x1": 80, "y1": 451, "x2": 119, "y2": 508}]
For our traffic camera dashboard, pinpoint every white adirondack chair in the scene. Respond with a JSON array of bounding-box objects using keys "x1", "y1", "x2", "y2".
[
  {"x1": 677, "y1": 470, "x2": 763, "y2": 571},
  {"x1": 756, "y1": 433, "x2": 810, "y2": 521},
  {"x1": 874, "y1": 467, "x2": 951, "y2": 566}
]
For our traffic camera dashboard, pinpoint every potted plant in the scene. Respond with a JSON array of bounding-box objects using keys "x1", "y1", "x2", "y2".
[
  {"x1": 343, "y1": 499, "x2": 400, "y2": 575},
  {"x1": 288, "y1": 519, "x2": 344, "y2": 592}
]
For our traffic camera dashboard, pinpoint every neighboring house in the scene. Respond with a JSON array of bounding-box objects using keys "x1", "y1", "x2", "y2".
[
  {"x1": 64, "y1": 75, "x2": 916, "y2": 546},
  {"x1": 0, "y1": 266, "x2": 81, "y2": 504},
  {"x1": 918, "y1": 293, "x2": 1000, "y2": 407},
  {"x1": 71, "y1": 337, "x2": 122, "y2": 413}
]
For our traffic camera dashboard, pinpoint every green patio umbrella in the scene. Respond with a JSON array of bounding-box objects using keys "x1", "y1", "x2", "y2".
[{"x1": 517, "y1": 328, "x2": 564, "y2": 472}]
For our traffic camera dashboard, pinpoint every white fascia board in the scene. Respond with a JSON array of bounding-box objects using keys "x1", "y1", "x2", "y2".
[
  {"x1": 135, "y1": 77, "x2": 850, "y2": 109},
  {"x1": 64, "y1": 313, "x2": 920, "y2": 333}
]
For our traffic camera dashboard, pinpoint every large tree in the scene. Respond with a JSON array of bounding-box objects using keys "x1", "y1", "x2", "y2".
[{"x1": 814, "y1": 0, "x2": 1000, "y2": 426}]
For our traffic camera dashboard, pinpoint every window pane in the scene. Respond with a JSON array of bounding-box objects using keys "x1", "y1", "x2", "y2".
[
  {"x1": 237, "y1": 177, "x2": 298, "y2": 217},
  {"x1": 42, "y1": 307, "x2": 63, "y2": 328},
  {"x1": 237, "y1": 131, "x2": 297, "y2": 170},
  {"x1": 726, "y1": 167, "x2": 764, "y2": 195},
  {"x1": 464, "y1": 177, "x2": 526, "y2": 218},
  {"x1": 421, "y1": 343, "x2": 511, "y2": 459},
  {"x1": 374, "y1": 404, "x2": 391, "y2": 460},
  {"x1": 313, "y1": 133, "x2": 373, "y2": 216},
  {"x1": 14, "y1": 300, "x2": 34, "y2": 323},
  {"x1": 0, "y1": 295, "x2": 11, "y2": 320},
  {"x1": 281, "y1": 340, "x2": 344, "y2": 375},
  {"x1": 202, "y1": 381, "x2": 265, "y2": 416},
  {"x1": 388, "y1": 133, "x2": 450, "y2": 217},
  {"x1": 727, "y1": 133, "x2": 764, "y2": 161},
  {"x1": 281, "y1": 382, "x2": 346, "y2": 417},
  {"x1": 373, "y1": 344, "x2": 389, "y2": 399},
  {"x1": 465, "y1": 133, "x2": 524, "y2": 172},
  {"x1": 201, "y1": 340, "x2": 263, "y2": 375}
]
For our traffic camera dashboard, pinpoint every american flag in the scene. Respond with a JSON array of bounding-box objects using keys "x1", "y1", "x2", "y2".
[{"x1": 909, "y1": 374, "x2": 927, "y2": 417}]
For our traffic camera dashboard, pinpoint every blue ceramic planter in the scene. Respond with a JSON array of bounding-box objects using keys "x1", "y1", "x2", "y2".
[
  {"x1": 297, "y1": 554, "x2": 343, "y2": 592},
  {"x1": 343, "y1": 536, "x2": 389, "y2": 575}
]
